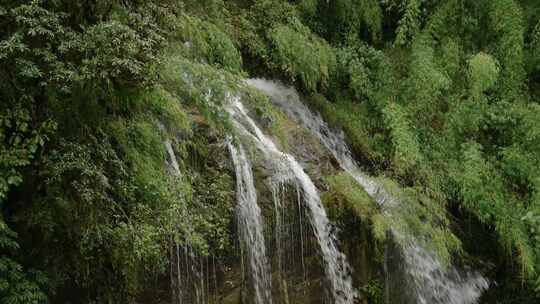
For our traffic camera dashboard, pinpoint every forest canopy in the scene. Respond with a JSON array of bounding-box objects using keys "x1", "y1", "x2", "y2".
[{"x1": 1, "y1": 0, "x2": 540, "y2": 303}]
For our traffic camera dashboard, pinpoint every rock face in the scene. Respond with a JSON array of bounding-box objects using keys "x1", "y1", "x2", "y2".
[{"x1": 169, "y1": 88, "x2": 378, "y2": 304}]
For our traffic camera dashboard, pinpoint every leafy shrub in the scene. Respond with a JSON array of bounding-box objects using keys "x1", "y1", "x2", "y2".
[
  {"x1": 391, "y1": 0, "x2": 424, "y2": 46},
  {"x1": 489, "y1": 0, "x2": 526, "y2": 98},
  {"x1": 175, "y1": 14, "x2": 242, "y2": 73},
  {"x1": 452, "y1": 142, "x2": 535, "y2": 277},
  {"x1": 270, "y1": 19, "x2": 336, "y2": 91},
  {"x1": 315, "y1": 0, "x2": 383, "y2": 42},
  {"x1": 382, "y1": 103, "x2": 422, "y2": 175},
  {"x1": 333, "y1": 42, "x2": 392, "y2": 102},
  {"x1": 468, "y1": 52, "x2": 500, "y2": 97}
]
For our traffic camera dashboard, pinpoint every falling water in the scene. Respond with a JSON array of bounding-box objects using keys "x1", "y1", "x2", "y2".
[
  {"x1": 246, "y1": 78, "x2": 489, "y2": 304},
  {"x1": 227, "y1": 97, "x2": 357, "y2": 304},
  {"x1": 164, "y1": 139, "x2": 213, "y2": 304},
  {"x1": 228, "y1": 140, "x2": 273, "y2": 304},
  {"x1": 165, "y1": 138, "x2": 181, "y2": 176}
]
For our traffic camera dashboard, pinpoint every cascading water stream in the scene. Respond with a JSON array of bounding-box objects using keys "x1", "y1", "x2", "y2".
[
  {"x1": 165, "y1": 138, "x2": 181, "y2": 177},
  {"x1": 246, "y1": 78, "x2": 489, "y2": 304},
  {"x1": 244, "y1": 79, "x2": 393, "y2": 207},
  {"x1": 228, "y1": 140, "x2": 273, "y2": 304},
  {"x1": 227, "y1": 97, "x2": 357, "y2": 304},
  {"x1": 164, "y1": 139, "x2": 215, "y2": 304}
]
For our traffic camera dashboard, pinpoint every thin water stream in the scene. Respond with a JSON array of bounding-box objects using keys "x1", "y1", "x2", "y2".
[{"x1": 228, "y1": 140, "x2": 273, "y2": 304}]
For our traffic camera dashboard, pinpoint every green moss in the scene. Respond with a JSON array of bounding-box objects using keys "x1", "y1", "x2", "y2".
[
  {"x1": 322, "y1": 169, "x2": 460, "y2": 263},
  {"x1": 324, "y1": 173, "x2": 378, "y2": 219},
  {"x1": 108, "y1": 118, "x2": 164, "y2": 171},
  {"x1": 240, "y1": 86, "x2": 294, "y2": 150},
  {"x1": 322, "y1": 172, "x2": 391, "y2": 245}
]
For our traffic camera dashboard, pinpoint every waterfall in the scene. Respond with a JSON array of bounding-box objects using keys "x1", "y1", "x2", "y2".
[
  {"x1": 246, "y1": 78, "x2": 489, "y2": 304},
  {"x1": 227, "y1": 97, "x2": 357, "y2": 304},
  {"x1": 228, "y1": 140, "x2": 273, "y2": 304}
]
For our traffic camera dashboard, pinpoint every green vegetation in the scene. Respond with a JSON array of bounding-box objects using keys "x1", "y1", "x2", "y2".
[
  {"x1": 2, "y1": 0, "x2": 540, "y2": 303},
  {"x1": 270, "y1": 20, "x2": 336, "y2": 91}
]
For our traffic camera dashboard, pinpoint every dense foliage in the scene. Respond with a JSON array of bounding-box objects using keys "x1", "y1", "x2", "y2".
[{"x1": 1, "y1": 0, "x2": 540, "y2": 303}]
